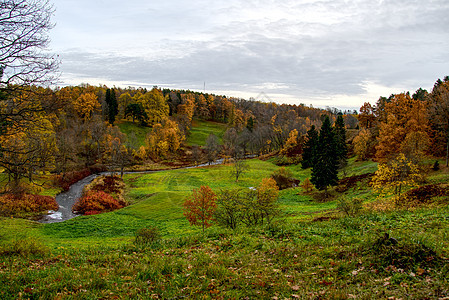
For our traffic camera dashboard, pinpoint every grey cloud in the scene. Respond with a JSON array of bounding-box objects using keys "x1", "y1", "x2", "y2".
[{"x1": 54, "y1": 0, "x2": 449, "y2": 107}]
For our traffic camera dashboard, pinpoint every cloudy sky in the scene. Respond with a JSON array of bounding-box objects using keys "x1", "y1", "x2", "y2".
[{"x1": 49, "y1": 0, "x2": 449, "y2": 110}]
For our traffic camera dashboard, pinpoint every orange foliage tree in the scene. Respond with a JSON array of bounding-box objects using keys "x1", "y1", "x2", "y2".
[
  {"x1": 357, "y1": 102, "x2": 376, "y2": 129},
  {"x1": 375, "y1": 93, "x2": 430, "y2": 161},
  {"x1": 183, "y1": 185, "x2": 217, "y2": 233}
]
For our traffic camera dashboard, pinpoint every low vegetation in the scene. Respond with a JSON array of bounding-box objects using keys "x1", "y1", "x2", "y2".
[{"x1": 1, "y1": 158, "x2": 448, "y2": 298}]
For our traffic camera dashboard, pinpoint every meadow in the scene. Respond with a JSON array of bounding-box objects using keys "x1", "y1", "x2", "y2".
[{"x1": 0, "y1": 156, "x2": 448, "y2": 298}]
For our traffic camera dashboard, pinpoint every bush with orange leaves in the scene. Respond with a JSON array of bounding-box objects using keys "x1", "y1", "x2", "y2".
[
  {"x1": 72, "y1": 190, "x2": 125, "y2": 215},
  {"x1": 0, "y1": 194, "x2": 58, "y2": 216}
]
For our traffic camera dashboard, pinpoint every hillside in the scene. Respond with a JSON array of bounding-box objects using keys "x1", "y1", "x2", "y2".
[{"x1": 1, "y1": 158, "x2": 448, "y2": 298}]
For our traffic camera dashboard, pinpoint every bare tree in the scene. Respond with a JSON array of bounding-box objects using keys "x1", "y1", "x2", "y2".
[{"x1": 0, "y1": 0, "x2": 58, "y2": 87}]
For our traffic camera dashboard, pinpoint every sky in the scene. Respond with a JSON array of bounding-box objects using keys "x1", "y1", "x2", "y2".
[{"x1": 49, "y1": 0, "x2": 449, "y2": 110}]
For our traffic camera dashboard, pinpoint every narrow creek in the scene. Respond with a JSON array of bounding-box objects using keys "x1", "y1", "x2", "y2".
[{"x1": 38, "y1": 159, "x2": 225, "y2": 224}]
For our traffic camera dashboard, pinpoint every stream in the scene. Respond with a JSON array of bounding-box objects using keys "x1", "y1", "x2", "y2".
[{"x1": 38, "y1": 159, "x2": 225, "y2": 224}]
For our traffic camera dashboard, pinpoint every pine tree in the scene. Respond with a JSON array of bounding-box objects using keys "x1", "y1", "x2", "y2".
[
  {"x1": 311, "y1": 116, "x2": 339, "y2": 195},
  {"x1": 301, "y1": 125, "x2": 319, "y2": 169},
  {"x1": 105, "y1": 88, "x2": 118, "y2": 125},
  {"x1": 334, "y1": 114, "x2": 348, "y2": 171}
]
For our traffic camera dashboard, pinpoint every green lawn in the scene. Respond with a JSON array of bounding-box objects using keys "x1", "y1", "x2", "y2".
[
  {"x1": 2, "y1": 158, "x2": 449, "y2": 299},
  {"x1": 117, "y1": 120, "x2": 151, "y2": 147},
  {"x1": 186, "y1": 119, "x2": 227, "y2": 146}
]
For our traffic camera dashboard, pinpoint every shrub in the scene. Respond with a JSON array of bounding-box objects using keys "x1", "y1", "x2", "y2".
[
  {"x1": 72, "y1": 190, "x2": 124, "y2": 215},
  {"x1": 215, "y1": 189, "x2": 242, "y2": 230},
  {"x1": 300, "y1": 178, "x2": 314, "y2": 193},
  {"x1": 0, "y1": 237, "x2": 49, "y2": 257},
  {"x1": 337, "y1": 197, "x2": 363, "y2": 216},
  {"x1": 270, "y1": 167, "x2": 300, "y2": 190},
  {"x1": 432, "y1": 160, "x2": 440, "y2": 171},
  {"x1": 0, "y1": 194, "x2": 58, "y2": 216},
  {"x1": 395, "y1": 184, "x2": 449, "y2": 208},
  {"x1": 53, "y1": 169, "x2": 91, "y2": 191},
  {"x1": 134, "y1": 226, "x2": 161, "y2": 245},
  {"x1": 91, "y1": 175, "x2": 125, "y2": 194}
]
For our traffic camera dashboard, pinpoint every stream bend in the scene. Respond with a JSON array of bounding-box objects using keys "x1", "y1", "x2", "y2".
[{"x1": 39, "y1": 159, "x2": 225, "y2": 223}]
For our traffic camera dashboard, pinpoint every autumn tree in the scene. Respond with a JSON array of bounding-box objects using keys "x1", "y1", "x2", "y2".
[
  {"x1": 146, "y1": 117, "x2": 184, "y2": 160},
  {"x1": 183, "y1": 185, "x2": 217, "y2": 233},
  {"x1": 428, "y1": 78, "x2": 449, "y2": 166},
  {"x1": 118, "y1": 92, "x2": 132, "y2": 119},
  {"x1": 357, "y1": 102, "x2": 376, "y2": 129},
  {"x1": 280, "y1": 129, "x2": 301, "y2": 157},
  {"x1": 73, "y1": 92, "x2": 101, "y2": 121},
  {"x1": 177, "y1": 93, "x2": 195, "y2": 131},
  {"x1": 0, "y1": 110, "x2": 57, "y2": 192},
  {"x1": 375, "y1": 93, "x2": 430, "y2": 161},
  {"x1": 256, "y1": 177, "x2": 279, "y2": 224},
  {"x1": 0, "y1": 0, "x2": 59, "y2": 184},
  {"x1": 353, "y1": 128, "x2": 373, "y2": 160},
  {"x1": 311, "y1": 116, "x2": 339, "y2": 195},
  {"x1": 371, "y1": 153, "x2": 423, "y2": 197},
  {"x1": 138, "y1": 88, "x2": 169, "y2": 126},
  {"x1": 230, "y1": 156, "x2": 249, "y2": 182}
]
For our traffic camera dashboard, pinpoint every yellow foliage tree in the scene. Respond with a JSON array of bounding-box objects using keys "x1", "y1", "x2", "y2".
[
  {"x1": 280, "y1": 129, "x2": 299, "y2": 156},
  {"x1": 146, "y1": 117, "x2": 185, "y2": 159},
  {"x1": 138, "y1": 88, "x2": 169, "y2": 126},
  {"x1": 257, "y1": 177, "x2": 279, "y2": 224},
  {"x1": 353, "y1": 128, "x2": 373, "y2": 161},
  {"x1": 73, "y1": 92, "x2": 101, "y2": 121},
  {"x1": 371, "y1": 153, "x2": 423, "y2": 197}
]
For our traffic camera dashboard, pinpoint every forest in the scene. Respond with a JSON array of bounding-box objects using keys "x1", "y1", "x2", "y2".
[{"x1": 1, "y1": 0, "x2": 449, "y2": 299}]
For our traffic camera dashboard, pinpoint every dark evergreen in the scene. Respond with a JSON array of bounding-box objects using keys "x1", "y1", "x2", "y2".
[
  {"x1": 334, "y1": 114, "x2": 348, "y2": 171},
  {"x1": 311, "y1": 116, "x2": 339, "y2": 194},
  {"x1": 301, "y1": 125, "x2": 319, "y2": 169},
  {"x1": 105, "y1": 88, "x2": 118, "y2": 124},
  {"x1": 125, "y1": 103, "x2": 147, "y2": 125}
]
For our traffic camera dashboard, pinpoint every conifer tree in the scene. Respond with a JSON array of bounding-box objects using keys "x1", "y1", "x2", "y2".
[
  {"x1": 334, "y1": 114, "x2": 348, "y2": 170},
  {"x1": 301, "y1": 125, "x2": 319, "y2": 169},
  {"x1": 105, "y1": 88, "x2": 118, "y2": 125},
  {"x1": 311, "y1": 116, "x2": 339, "y2": 195}
]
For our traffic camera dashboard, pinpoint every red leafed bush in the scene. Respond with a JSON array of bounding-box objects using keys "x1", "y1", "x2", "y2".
[
  {"x1": 72, "y1": 190, "x2": 123, "y2": 215},
  {"x1": 53, "y1": 169, "x2": 91, "y2": 191},
  {"x1": 91, "y1": 176, "x2": 124, "y2": 194},
  {"x1": 0, "y1": 194, "x2": 58, "y2": 215}
]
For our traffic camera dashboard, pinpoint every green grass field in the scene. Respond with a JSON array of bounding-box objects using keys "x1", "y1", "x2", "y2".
[
  {"x1": 186, "y1": 119, "x2": 227, "y2": 146},
  {"x1": 117, "y1": 120, "x2": 151, "y2": 147},
  {"x1": 1, "y1": 158, "x2": 449, "y2": 299}
]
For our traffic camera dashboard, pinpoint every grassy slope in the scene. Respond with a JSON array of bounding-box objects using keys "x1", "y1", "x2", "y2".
[
  {"x1": 186, "y1": 119, "x2": 227, "y2": 146},
  {"x1": 117, "y1": 120, "x2": 151, "y2": 147},
  {"x1": 1, "y1": 158, "x2": 449, "y2": 298}
]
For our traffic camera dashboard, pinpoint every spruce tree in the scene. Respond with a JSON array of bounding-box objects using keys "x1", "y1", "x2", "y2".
[
  {"x1": 334, "y1": 114, "x2": 348, "y2": 170},
  {"x1": 105, "y1": 88, "x2": 118, "y2": 125},
  {"x1": 311, "y1": 116, "x2": 339, "y2": 195},
  {"x1": 301, "y1": 125, "x2": 319, "y2": 169}
]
